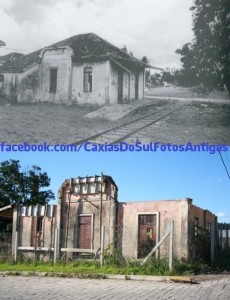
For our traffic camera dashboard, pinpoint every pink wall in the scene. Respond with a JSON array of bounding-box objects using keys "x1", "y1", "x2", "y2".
[{"x1": 117, "y1": 199, "x2": 188, "y2": 259}]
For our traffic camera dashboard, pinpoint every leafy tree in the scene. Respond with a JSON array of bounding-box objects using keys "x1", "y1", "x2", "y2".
[
  {"x1": 0, "y1": 159, "x2": 55, "y2": 207},
  {"x1": 175, "y1": 44, "x2": 200, "y2": 87},
  {"x1": 141, "y1": 56, "x2": 150, "y2": 82},
  {"x1": 219, "y1": 0, "x2": 230, "y2": 95},
  {"x1": 176, "y1": 0, "x2": 230, "y2": 95},
  {"x1": 141, "y1": 56, "x2": 148, "y2": 64}
]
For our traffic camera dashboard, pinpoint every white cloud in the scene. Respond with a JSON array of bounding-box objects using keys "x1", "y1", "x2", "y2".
[
  {"x1": 217, "y1": 212, "x2": 225, "y2": 217},
  {"x1": 0, "y1": 0, "x2": 194, "y2": 67}
]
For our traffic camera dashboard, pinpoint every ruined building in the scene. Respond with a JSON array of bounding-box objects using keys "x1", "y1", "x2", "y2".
[{"x1": 6, "y1": 174, "x2": 217, "y2": 260}]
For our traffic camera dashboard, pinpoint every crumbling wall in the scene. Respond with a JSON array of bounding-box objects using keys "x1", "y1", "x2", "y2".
[
  {"x1": 188, "y1": 203, "x2": 217, "y2": 261},
  {"x1": 58, "y1": 176, "x2": 118, "y2": 260},
  {"x1": 117, "y1": 200, "x2": 186, "y2": 259},
  {"x1": 0, "y1": 72, "x2": 20, "y2": 102},
  {"x1": 17, "y1": 65, "x2": 40, "y2": 103}
]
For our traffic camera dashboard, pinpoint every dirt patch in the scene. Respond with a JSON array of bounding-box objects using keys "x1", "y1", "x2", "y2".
[
  {"x1": 0, "y1": 103, "x2": 118, "y2": 144},
  {"x1": 0, "y1": 100, "x2": 229, "y2": 144},
  {"x1": 125, "y1": 102, "x2": 230, "y2": 144},
  {"x1": 0, "y1": 100, "x2": 172, "y2": 144}
]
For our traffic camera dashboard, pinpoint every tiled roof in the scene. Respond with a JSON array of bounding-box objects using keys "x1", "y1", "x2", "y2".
[
  {"x1": 0, "y1": 33, "x2": 147, "y2": 73},
  {"x1": 0, "y1": 52, "x2": 24, "y2": 63}
]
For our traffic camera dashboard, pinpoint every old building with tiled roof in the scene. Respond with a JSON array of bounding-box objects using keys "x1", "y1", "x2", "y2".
[{"x1": 0, "y1": 33, "x2": 148, "y2": 104}]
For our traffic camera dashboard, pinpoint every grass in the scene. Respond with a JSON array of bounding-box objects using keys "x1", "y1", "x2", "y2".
[
  {"x1": 0, "y1": 257, "x2": 204, "y2": 277},
  {"x1": 147, "y1": 86, "x2": 230, "y2": 100},
  {"x1": 0, "y1": 102, "x2": 118, "y2": 144},
  {"x1": 0, "y1": 92, "x2": 229, "y2": 144}
]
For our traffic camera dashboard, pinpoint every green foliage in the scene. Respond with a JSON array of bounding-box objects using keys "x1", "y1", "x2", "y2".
[
  {"x1": 103, "y1": 245, "x2": 126, "y2": 266},
  {"x1": 141, "y1": 56, "x2": 148, "y2": 64},
  {"x1": 188, "y1": 225, "x2": 211, "y2": 263},
  {"x1": 0, "y1": 159, "x2": 55, "y2": 207},
  {"x1": 172, "y1": 258, "x2": 202, "y2": 275},
  {"x1": 176, "y1": 0, "x2": 230, "y2": 96},
  {"x1": 0, "y1": 257, "x2": 228, "y2": 276}
]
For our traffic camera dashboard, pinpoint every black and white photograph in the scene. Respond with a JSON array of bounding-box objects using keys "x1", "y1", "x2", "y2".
[{"x1": 0, "y1": 0, "x2": 229, "y2": 144}]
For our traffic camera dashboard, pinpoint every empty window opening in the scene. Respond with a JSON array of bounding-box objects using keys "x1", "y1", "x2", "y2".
[
  {"x1": 138, "y1": 214, "x2": 157, "y2": 258},
  {"x1": 83, "y1": 67, "x2": 92, "y2": 93},
  {"x1": 49, "y1": 68, "x2": 58, "y2": 93},
  {"x1": 194, "y1": 217, "x2": 199, "y2": 236},
  {"x1": 36, "y1": 216, "x2": 44, "y2": 234}
]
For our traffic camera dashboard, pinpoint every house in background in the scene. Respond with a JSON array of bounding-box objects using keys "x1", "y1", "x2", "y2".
[
  {"x1": 0, "y1": 52, "x2": 24, "y2": 67},
  {"x1": 0, "y1": 33, "x2": 148, "y2": 105},
  {"x1": 7, "y1": 174, "x2": 217, "y2": 261},
  {"x1": 0, "y1": 52, "x2": 24, "y2": 93}
]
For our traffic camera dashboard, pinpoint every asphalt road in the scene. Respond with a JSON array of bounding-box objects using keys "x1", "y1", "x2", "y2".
[{"x1": 0, "y1": 275, "x2": 230, "y2": 300}]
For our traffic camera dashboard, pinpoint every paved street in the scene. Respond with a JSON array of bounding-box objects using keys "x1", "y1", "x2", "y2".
[{"x1": 0, "y1": 275, "x2": 230, "y2": 300}]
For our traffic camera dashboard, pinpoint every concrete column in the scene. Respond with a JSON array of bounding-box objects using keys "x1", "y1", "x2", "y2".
[
  {"x1": 181, "y1": 199, "x2": 190, "y2": 258},
  {"x1": 109, "y1": 199, "x2": 117, "y2": 251},
  {"x1": 55, "y1": 190, "x2": 62, "y2": 262},
  {"x1": 12, "y1": 206, "x2": 18, "y2": 261}
]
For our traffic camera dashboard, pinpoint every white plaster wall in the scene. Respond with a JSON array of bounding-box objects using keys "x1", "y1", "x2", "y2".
[
  {"x1": 0, "y1": 72, "x2": 20, "y2": 97},
  {"x1": 109, "y1": 62, "x2": 118, "y2": 104},
  {"x1": 39, "y1": 48, "x2": 72, "y2": 103},
  {"x1": 71, "y1": 61, "x2": 109, "y2": 106},
  {"x1": 130, "y1": 73, "x2": 135, "y2": 100},
  {"x1": 17, "y1": 64, "x2": 40, "y2": 103},
  {"x1": 123, "y1": 72, "x2": 129, "y2": 102},
  {"x1": 138, "y1": 70, "x2": 145, "y2": 100}
]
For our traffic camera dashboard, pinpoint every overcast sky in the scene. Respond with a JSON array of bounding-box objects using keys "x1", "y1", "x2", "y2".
[{"x1": 0, "y1": 0, "x2": 194, "y2": 68}]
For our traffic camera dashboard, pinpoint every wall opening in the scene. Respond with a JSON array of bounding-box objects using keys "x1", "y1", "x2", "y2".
[
  {"x1": 118, "y1": 71, "x2": 123, "y2": 103},
  {"x1": 78, "y1": 215, "x2": 92, "y2": 249},
  {"x1": 138, "y1": 214, "x2": 156, "y2": 258},
  {"x1": 135, "y1": 73, "x2": 139, "y2": 99},
  {"x1": 83, "y1": 67, "x2": 92, "y2": 93},
  {"x1": 49, "y1": 68, "x2": 58, "y2": 93}
]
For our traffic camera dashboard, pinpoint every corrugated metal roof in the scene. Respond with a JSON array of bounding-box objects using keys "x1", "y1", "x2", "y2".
[
  {"x1": 0, "y1": 33, "x2": 147, "y2": 73},
  {"x1": 0, "y1": 205, "x2": 14, "y2": 218}
]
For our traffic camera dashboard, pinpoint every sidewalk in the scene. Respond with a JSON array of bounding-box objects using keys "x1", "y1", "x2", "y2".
[
  {"x1": 85, "y1": 98, "x2": 157, "y2": 121},
  {"x1": 1, "y1": 270, "x2": 229, "y2": 283},
  {"x1": 2, "y1": 275, "x2": 230, "y2": 300},
  {"x1": 85, "y1": 95, "x2": 230, "y2": 121}
]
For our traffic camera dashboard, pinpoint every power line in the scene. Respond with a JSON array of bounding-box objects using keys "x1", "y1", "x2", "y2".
[
  {"x1": 218, "y1": 150, "x2": 230, "y2": 180},
  {"x1": 3, "y1": 47, "x2": 30, "y2": 54}
]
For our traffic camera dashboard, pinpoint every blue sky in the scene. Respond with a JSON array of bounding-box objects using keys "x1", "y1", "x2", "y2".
[{"x1": 1, "y1": 148, "x2": 229, "y2": 223}]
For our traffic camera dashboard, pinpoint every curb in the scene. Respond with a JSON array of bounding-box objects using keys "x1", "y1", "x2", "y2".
[
  {"x1": 0, "y1": 271, "x2": 196, "y2": 283},
  {"x1": 145, "y1": 95, "x2": 230, "y2": 104}
]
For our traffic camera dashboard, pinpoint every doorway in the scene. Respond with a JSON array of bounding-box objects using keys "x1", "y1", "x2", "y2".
[
  {"x1": 138, "y1": 214, "x2": 156, "y2": 258},
  {"x1": 135, "y1": 73, "x2": 139, "y2": 100},
  {"x1": 78, "y1": 215, "x2": 92, "y2": 249},
  {"x1": 118, "y1": 71, "x2": 123, "y2": 103}
]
